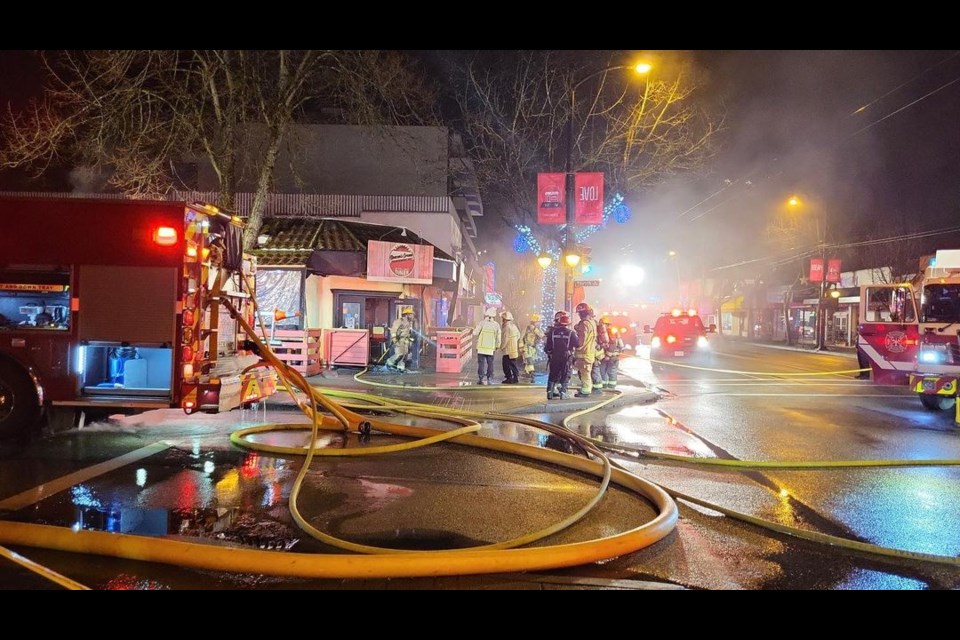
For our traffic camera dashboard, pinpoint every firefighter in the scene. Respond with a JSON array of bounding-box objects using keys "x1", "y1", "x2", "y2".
[
  {"x1": 573, "y1": 302, "x2": 597, "y2": 397},
  {"x1": 521, "y1": 313, "x2": 545, "y2": 378},
  {"x1": 591, "y1": 309, "x2": 610, "y2": 395},
  {"x1": 472, "y1": 307, "x2": 502, "y2": 385},
  {"x1": 545, "y1": 311, "x2": 579, "y2": 399},
  {"x1": 500, "y1": 310, "x2": 521, "y2": 383},
  {"x1": 598, "y1": 316, "x2": 624, "y2": 389},
  {"x1": 386, "y1": 312, "x2": 414, "y2": 371}
]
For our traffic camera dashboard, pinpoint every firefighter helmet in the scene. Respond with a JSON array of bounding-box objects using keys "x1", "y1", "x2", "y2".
[
  {"x1": 557, "y1": 314, "x2": 571, "y2": 326},
  {"x1": 530, "y1": 313, "x2": 541, "y2": 322},
  {"x1": 598, "y1": 315, "x2": 611, "y2": 325},
  {"x1": 502, "y1": 311, "x2": 514, "y2": 322},
  {"x1": 575, "y1": 302, "x2": 592, "y2": 317},
  {"x1": 554, "y1": 310, "x2": 567, "y2": 321},
  {"x1": 484, "y1": 307, "x2": 498, "y2": 318}
]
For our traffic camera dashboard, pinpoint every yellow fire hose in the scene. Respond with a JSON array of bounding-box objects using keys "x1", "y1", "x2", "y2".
[{"x1": 0, "y1": 297, "x2": 677, "y2": 585}]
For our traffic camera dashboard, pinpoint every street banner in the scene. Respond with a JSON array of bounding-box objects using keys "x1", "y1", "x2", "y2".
[
  {"x1": 826, "y1": 258, "x2": 842, "y2": 283},
  {"x1": 367, "y1": 240, "x2": 434, "y2": 284},
  {"x1": 809, "y1": 258, "x2": 824, "y2": 283},
  {"x1": 537, "y1": 173, "x2": 566, "y2": 224},
  {"x1": 484, "y1": 262, "x2": 496, "y2": 294},
  {"x1": 574, "y1": 172, "x2": 604, "y2": 225}
]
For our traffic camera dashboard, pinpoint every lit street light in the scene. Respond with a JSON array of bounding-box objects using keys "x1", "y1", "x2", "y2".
[
  {"x1": 787, "y1": 195, "x2": 829, "y2": 350},
  {"x1": 537, "y1": 253, "x2": 553, "y2": 269},
  {"x1": 561, "y1": 61, "x2": 652, "y2": 311}
]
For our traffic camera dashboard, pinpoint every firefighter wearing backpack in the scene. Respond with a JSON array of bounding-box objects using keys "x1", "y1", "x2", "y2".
[
  {"x1": 521, "y1": 313, "x2": 545, "y2": 378},
  {"x1": 598, "y1": 316, "x2": 624, "y2": 389},
  {"x1": 544, "y1": 310, "x2": 579, "y2": 399}
]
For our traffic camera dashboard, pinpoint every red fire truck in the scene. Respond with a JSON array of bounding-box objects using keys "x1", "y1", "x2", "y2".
[
  {"x1": 0, "y1": 197, "x2": 277, "y2": 439},
  {"x1": 858, "y1": 249, "x2": 960, "y2": 416}
]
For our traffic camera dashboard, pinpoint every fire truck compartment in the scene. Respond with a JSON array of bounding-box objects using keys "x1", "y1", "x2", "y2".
[{"x1": 79, "y1": 344, "x2": 172, "y2": 398}]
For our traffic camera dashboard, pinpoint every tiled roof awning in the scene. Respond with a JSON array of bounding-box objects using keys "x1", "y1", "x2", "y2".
[{"x1": 252, "y1": 218, "x2": 454, "y2": 268}]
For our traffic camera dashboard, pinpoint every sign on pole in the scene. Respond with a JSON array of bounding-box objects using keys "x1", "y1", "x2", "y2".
[
  {"x1": 574, "y1": 172, "x2": 604, "y2": 225},
  {"x1": 537, "y1": 173, "x2": 566, "y2": 224},
  {"x1": 809, "y1": 258, "x2": 824, "y2": 283},
  {"x1": 826, "y1": 258, "x2": 842, "y2": 283},
  {"x1": 573, "y1": 279, "x2": 601, "y2": 287}
]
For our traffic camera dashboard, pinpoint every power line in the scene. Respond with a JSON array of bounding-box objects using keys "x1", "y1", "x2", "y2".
[
  {"x1": 851, "y1": 74, "x2": 960, "y2": 137},
  {"x1": 850, "y1": 51, "x2": 960, "y2": 116}
]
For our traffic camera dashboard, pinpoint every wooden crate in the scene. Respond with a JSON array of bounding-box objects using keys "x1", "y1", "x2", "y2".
[{"x1": 435, "y1": 328, "x2": 473, "y2": 373}]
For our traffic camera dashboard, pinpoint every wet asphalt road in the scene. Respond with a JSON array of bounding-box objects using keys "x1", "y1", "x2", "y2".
[
  {"x1": 2, "y1": 339, "x2": 959, "y2": 589},
  {"x1": 579, "y1": 339, "x2": 960, "y2": 589}
]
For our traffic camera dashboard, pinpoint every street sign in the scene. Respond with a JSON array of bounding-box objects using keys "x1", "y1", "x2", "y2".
[{"x1": 574, "y1": 279, "x2": 601, "y2": 287}]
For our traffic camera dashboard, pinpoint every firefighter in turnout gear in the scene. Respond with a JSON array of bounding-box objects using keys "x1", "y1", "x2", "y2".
[
  {"x1": 386, "y1": 311, "x2": 415, "y2": 371},
  {"x1": 598, "y1": 316, "x2": 624, "y2": 389},
  {"x1": 545, "y1": 311, "x2": 579, "y2": 399},
  {"x1": 521, "y1": 313, "x2": 545, "y2": 377},
  {"x1": 472, "y1": 307, "x2": 502, "y2": 385},
  {"x1": 499, "y1": 310, "x2": 522, "y2": 383},
  {"x1": 590, "y1": 308, "x2": 609, "y2": 394},
  {"x1": 573, "y1": 302, "x2": 597, "y2": 397}
]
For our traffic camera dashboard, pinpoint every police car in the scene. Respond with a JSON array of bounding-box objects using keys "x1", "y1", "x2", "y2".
[{"x1": 649, "y1": 309, "x2": 712, "y2": 362}]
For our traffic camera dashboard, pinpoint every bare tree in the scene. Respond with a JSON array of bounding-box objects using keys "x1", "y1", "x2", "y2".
[
  {"x1": 455, "y1": 51, "x2": 722, "y2": 227},
  {"x1": 1, "y1": 50, "x2": 438, "y2": 248}
]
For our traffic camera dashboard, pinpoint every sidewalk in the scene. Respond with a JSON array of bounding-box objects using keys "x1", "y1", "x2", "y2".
[{"x1": 270, "y1": 365, "x2": 658, "y2": 415}]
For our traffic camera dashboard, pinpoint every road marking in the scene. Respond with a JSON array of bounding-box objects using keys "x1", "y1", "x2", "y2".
[
  {"x1": 675, "y1": 393, "x2": 911, "y2": 398},
  {"x1": 0, "y1": 442, "x2": 170, "y2": 511}
]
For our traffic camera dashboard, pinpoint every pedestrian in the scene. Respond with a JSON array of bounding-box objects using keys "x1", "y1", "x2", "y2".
[
  {"x1": 544, "y1": 310, "x2": 579, "y2": 399},
  {"x1": 597, "y1": 316, "x2": 624, "y2": 389},
  {"x1": 499, "y1": 310, "x2": 521, "y2": 383},
  {"x1": 572, "y1": 302, "x2": 597, "y2": 398},
  {"x1": 521, "y1": 313, "x2": 545, "y2": 378},
  {"x1": 385, "y1": 311, "x2": 414, "y2": 371},
  {"x1": 472, "y1": 307, "x2": 501, "y2": 385}
]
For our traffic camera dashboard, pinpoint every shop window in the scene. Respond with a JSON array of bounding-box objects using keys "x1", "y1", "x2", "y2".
[{"x1": 0, "y1": 269, "x2": 71, "y2": 331}]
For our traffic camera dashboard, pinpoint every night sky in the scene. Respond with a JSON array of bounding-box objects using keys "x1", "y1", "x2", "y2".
[{"x1": 3, "y1": 50, "x2": 960, "y2": 289}]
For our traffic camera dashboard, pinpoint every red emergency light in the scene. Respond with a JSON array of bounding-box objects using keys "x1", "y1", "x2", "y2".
[{"x1": 153, "y1": 226, "x2": 178, "y2": 247}]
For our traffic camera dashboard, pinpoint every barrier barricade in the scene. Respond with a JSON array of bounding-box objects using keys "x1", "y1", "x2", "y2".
[
  {"x1": 435, "y1": 328, "x2": 473, "y2": 373},
  {"x1": 326, "y1": 328, "x2": 370, "y2": 367},
  {"x1": 265, "y1": 329, "x2": 323, "y2": 376}
]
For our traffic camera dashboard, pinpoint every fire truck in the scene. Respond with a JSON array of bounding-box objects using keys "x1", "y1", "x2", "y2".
[
  {"x1": 858, "y1": 249, "x2": 960, "y2": 416},
  {"x1": 0, "y1": 197, "x2": 277, "y2": 439}
]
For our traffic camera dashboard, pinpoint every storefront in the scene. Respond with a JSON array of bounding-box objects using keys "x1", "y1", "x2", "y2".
[{"x1": 253, "y1": 218, "x2": 465, "y2": 367}]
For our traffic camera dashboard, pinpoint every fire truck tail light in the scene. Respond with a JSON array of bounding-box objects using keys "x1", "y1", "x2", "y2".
[
  {"x1": 651, "y1": 336, "x2": 661, "y2": 348},
  {"x1": 182, "y1": 346, "x2": 194, "y2": 362},
  {"x1": 666, "y1": 335, "x2": 677, "y2": 344},
  {"x1": 183, "y1": 309, "x2": 195, "y2": 326},
  {"x1": 183, "y1": 364, "x2": 194, "y2": 379},
  {"x1": 153, "y1": 226, "x2": 178, "y2": 246},
  {"x1": 186, "y1": 246, "x2": 198, "y2": 258}
]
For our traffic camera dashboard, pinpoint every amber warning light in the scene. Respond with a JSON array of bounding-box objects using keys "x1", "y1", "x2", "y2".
[{"x1": 153, "y1": 226, "x2": 178, "y2": 246}]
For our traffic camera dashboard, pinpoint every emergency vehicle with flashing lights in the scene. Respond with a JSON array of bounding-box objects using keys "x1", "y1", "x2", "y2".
[
  {"x1": 0, "y1": 197, "x2": 277, "y2": 440},
  {"x1": 648, "y1": 308, "x2": 713, "y2": 363},
  {"x1": 858, "y1": 249, "x2": 960, "y2": 415},
  {"x1": 598, "y1": 310, "x2": 636, "y2": 351}
]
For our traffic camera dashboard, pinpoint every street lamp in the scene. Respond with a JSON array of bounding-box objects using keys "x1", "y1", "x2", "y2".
[
  {"x1": 788, "y1": 195, "x2": 829, "y2": 350},
  {"x1": 537, "y1": 253, "x2": 553, "y2": 269},
  {"x1": 562, "y1": 61, "x2": 652, "y2": 311},
  {"x1": 668, "y1": 250, "x2": 681, "y2": 301}
]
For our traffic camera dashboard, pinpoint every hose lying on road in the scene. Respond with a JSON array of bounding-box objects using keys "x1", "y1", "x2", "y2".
[
  {"x1": 560, "y1": 391, "x2": 960, "y2": 568},
  {"x1": 0, "y1": 297, "x2": 677, "y2": 583}
]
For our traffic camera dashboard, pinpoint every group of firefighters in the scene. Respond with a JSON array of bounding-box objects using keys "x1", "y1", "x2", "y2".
[{"x1": 472, "y1": 302, "x2": 624, "y2": 399}]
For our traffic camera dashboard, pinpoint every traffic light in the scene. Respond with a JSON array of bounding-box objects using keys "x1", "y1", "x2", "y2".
[{"x1": 579, "y1": 246, "x2": 592, "y2": 274}]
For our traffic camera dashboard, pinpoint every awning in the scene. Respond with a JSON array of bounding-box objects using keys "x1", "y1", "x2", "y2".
[{"x1": 720, "y1": 295, "x2": 744, "y2": 313}]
